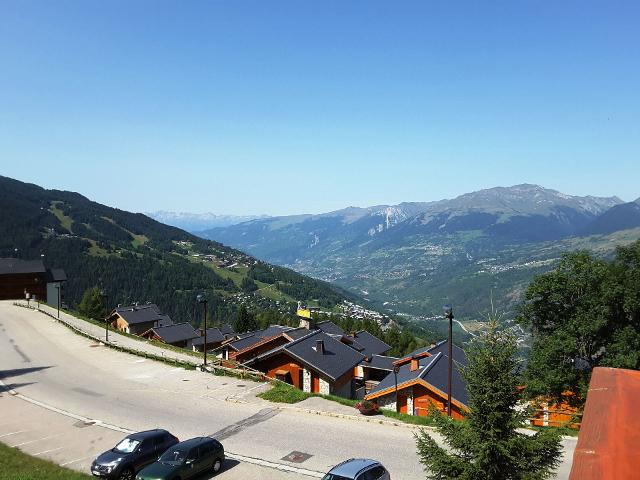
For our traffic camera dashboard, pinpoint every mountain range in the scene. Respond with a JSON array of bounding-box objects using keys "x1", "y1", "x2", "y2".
[
  {"x1": 146, "y1": 211, "x2": 269, "y2": 232},
  {"x1": 0, "y1": 175, "x2": 365, "y2": 328},
  {"x1": 200, "y1": 184, "x2": 640, "y2": 324}
]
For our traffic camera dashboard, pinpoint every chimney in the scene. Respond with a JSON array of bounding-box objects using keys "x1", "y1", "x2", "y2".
[
  {"x1": 315, "y1": 340, "x2": 325, "y2": 355},
  {"x1": 199, "y1": 328, "x2": 205, "y2": 336},
  {"x1": 410, "y1": 357, "x2": 419, "y2": 372},
  {"x1": 350, "y1": 331, "x2": 357, "y2": 338}
]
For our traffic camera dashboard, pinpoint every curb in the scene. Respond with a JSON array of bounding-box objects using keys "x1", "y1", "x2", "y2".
[{"x1": 225, "y1": 396, "x2": 433, "y2": 432}]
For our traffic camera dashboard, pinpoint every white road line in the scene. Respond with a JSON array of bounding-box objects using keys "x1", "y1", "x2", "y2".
[
  {"x1": 33, "y1": 446, "x2": 64, "y2": 456},
  {"x1": 61, "y1": 455, "x2": 93, "y2": 466},
  {"x1": 11, "y1": 433, "x2": 63, "y2": 447},
  {"x1": 227, "y1": 452, "x2": 324, "y2": 478},
  {"x1": 0, "y1": 430, "x2": 28, "y2": 438}
]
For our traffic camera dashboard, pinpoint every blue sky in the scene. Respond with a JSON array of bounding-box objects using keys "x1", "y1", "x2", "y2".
[{"x1": 1, "y1": 1, "x2": 638, "y2": 215}]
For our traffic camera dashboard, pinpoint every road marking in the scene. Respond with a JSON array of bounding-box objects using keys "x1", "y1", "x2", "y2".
[
  {"x1": 0, "y1": 379, "x2": 132, "y2": 435},
  {"x1": 226, "y1": 452, "x2": 324, "y2": 478},
  {"x1": 33, "y1": 446, "x2": 64, "y2": 456},
  {"x1": 11, "y1": 433, "x2": 63, "y2": 447},
  {"x1": 61, "y1": 455, "x2": 93, "y2": 466},
  {"x1": 0, "y1": 430, "x2": 28, "y2": 438}
]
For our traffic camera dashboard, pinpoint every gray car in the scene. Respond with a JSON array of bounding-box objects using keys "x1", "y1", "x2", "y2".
[{"x1": 322, "y1": 458, "x2": 390, "y2": 480}]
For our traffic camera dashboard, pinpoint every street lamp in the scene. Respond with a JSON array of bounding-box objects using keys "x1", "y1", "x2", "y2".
[
  {"x1": 197, "y1": 294, "x2": 208, "y2": 368},
  {"x1": 393, "y1": 364, "x2": 400, "y2": 413},
  {"x1": 54, "y1": 283, "x2": 61, "y2": 318},
  {"x1": 100, "y1": 289, "x2": 109, "y2": 343},
  {"x1": 443, "y1": 304, "x2": 454, "y2": 417}
]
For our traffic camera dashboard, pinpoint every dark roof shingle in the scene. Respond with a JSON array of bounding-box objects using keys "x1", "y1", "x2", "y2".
[
  {"x1": 146, "y1": 323, "x2": 198, "y2": 344},
  {"x1": 284, "y1": 331, "x2": 365, "y2": 381},
  {"x1": 112, "y1": 304, "x2": 173, "y2": 326},
  {"x1": 0, "y1": 258, "x2": 45, "y2": 275}
]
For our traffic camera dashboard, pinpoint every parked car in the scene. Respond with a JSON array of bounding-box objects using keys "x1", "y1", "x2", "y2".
[
  {"x1": 135, "y1": 437, "x2": 225, "y2": 480},
  {"x1": 91, "y1": 429, "x2": 179, "y2": 480},
  {"x1": 322, "y1": 458, "x2": 390, "y2": 480}
]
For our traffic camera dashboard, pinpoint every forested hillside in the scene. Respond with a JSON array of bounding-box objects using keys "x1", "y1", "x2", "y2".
[{"x1": 0, "y1": 175, "x2": 362, "y2": 327}]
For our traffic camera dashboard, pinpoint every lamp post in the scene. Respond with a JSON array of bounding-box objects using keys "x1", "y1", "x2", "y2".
[
  {"x1": 393, "y1": 364, "x2": 400, "y2": 413},
  {"x1": 100, "y1": 289, "x2": 109, "y2": 343},
  {"x1": 443, "y1": 304, "x2": 454, "y2": 417},
  {"x1": 54, "y1": 283, "x2": 61, "y2": 318},
  {"x1": 197, "y1": 294, "x2": 208, "y2": 368}
]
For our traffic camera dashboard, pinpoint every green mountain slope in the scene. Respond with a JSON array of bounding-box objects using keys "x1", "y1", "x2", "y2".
[
  {"x1": 202, "y1": 185, "x2": 640, "y2": 325},
  {"x1": 0, "y1": 175, "x2": 362, "y2": 326}
]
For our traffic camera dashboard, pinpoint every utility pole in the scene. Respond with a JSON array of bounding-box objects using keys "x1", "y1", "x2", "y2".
[
  {"x1": 100, "y1": 289, "x2": 109, "y2": 342},
  {"x1": 197, "y1": 294, "x2": 208, "y2": 368},
  {"x1": 443, "y1": 304, "x2": 454, "y2": 417}
]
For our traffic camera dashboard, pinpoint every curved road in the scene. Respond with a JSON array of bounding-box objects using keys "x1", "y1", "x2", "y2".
[{"x1": 0, "y1": 302, "x2": 575, "y2": 479}]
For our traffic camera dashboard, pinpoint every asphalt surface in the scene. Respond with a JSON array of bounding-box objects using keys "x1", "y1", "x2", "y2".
[{"x1": 0, "y1": 301, "x2": 577, "y2": 479}]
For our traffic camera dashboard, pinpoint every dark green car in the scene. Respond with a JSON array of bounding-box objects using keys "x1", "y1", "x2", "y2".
[{"x1": 135, "y1": 437, "x2": 224, "y2": 480}]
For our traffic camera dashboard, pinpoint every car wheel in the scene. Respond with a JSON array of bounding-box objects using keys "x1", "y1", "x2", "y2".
[
  {"x1": 119, "y1": 467, "x2": 135, "y2": 480},
  {"x1": 212, "y1": 458, "x2": 223, "y2": 473}
]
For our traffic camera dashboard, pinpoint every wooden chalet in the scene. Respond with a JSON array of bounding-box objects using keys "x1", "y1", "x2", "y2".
[
  {"x1": 106, "y1": 303, "x2": 173, "y2": 336},
  {"x1": 191, "y1": 325, "x2": 237, "y2": 353},
  {"x1": 141, "y1": 322, "x2": 199, "y2": 348},
  {"x1": 245, "y1": 330, "x2": 365, "y2": 398},
  {"x1": 0, "y1": 258, "x2": 66, "y2": 304},
  {"x1": 364, "y1": 340, "x2": 469, "y2": 419}
]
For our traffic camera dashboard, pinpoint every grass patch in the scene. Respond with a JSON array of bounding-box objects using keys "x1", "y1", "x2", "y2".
[
  {"x1": 380, "y1": 409, "x2": 437, "y2": 426},
  {"x1": 258, "y1": 381, "x2": 310, "y2": 403},
  {"x1": 49, "y1": 201, "x2": 73, "y2": 233},
  {"x1": 258, "y1": 382, "x2": 438, "y2": 426},
  {"x1": 0, "y1": 442, "x2": 92, "y2": 479},
  {"x1": 529, "y1": 424, "x2": 579, "y2": 437}
]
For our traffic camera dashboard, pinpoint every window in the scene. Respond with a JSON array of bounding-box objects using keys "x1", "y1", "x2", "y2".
[
  {"x1": 113, "y1": 438, "x2": 140, "y2": 454},
  {"x1": 358, "y1": 466, "x2": 387, "y2": 480}
]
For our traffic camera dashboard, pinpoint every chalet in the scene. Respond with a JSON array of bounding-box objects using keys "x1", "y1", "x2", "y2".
[
  {"x1": 0, "y1": 258, "x2": 66, "y2": 305},
  {"x1": 191, "y1": 326, "x2": 236, "y2": 353},
  {"x1": 246, "y1": 330, "x2": 365, "y2": 398},
  {"x1": 356, "y1": 354, "x2": 400, "y2": 390},
  {"x1": 216, "y1": 325, "x2": 298, "y2": 360},
  {"x1": 141, "y1": 323, "x2": 199, "y2": 348},
  {"x1": 343, "y1": 330, "x2": 391, "y2": 357},
  {"x1": 106, "y1": 304, "x2": 172, "y2": 336},
  {"x1": 364, "y1": 340, "x2": 469, "y2": 419}
]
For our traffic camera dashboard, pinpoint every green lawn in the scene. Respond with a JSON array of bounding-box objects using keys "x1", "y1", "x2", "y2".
[
  {"x1": 0, "y1": 442, "x2": 92, "y2": 479},
  {"x1": 258, "y1": 381, "x2": 438, "y2": 426}
]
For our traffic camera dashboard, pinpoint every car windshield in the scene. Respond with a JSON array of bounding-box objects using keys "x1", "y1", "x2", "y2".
[
  {"x1": 113, "y1": 438, "x2": 141, "y2": 454},
  {"x1": 322, "y1": 475, "x2": 351, "y2": 480},
  {"x1": 159, "y1": 448, "x2": 188, "y2": 465}
]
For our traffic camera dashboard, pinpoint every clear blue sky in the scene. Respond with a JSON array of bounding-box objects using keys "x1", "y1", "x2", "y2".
[{"x1": 1, "y1": 1, "x2": 638, "y2": 215}]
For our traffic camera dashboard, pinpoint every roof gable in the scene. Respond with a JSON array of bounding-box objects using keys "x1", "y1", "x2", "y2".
[
  {"x1": 112, "y1": 304, "x2": 173, "y2": 326},
  {"x1": 284, "y1": 331, "x2": 365, "y2": 381},
  {"x1": 0, "y1": 258, "x2": 46, "y2": 275},
  {"x1": 145, "y1": 323, "x2": 198, "y2": 343}
]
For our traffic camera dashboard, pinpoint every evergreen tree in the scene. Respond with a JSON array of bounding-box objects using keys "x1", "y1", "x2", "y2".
[
  {"x1": 518, "y1": 242, "x2": 640, "y2": 406},
  {"x1": 77, "y1": 286, "x2": 106, "y2": 320},
  {"x1": 415, "y1": 320, "x2": 562, "y2": 480},
  {"x1": 235, "y1": 305, "x2": 258, "y2": 333}
]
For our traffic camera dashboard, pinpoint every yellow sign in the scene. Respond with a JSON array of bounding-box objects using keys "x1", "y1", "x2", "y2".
[{"x1": 297, "y1": 308, "x2": 312, "y2": 319}]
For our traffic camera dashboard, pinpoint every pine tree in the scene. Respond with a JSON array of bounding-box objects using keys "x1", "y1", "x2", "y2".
[
  {"x1": 77, "y1": 286, "x2": 106, "y2": 320},
  {"x1": 235, "y1": 305, "x2": 258, "y2": 333},
  {"x1": 415, "y1": 320, "x2": 562, "y2": 480}
]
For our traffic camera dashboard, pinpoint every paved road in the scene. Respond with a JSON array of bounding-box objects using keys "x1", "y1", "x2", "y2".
[{"x1": 0, "y1": 302, "x2": 576, "y2": 479}]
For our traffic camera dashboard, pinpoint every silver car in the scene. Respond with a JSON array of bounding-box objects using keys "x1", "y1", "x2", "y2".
[{"x1": 322, "y1": 458, "x2": 390, "y2": 480}]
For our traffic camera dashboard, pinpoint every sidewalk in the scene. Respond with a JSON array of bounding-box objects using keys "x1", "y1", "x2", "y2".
[{"x1": 15, "y1": 301, "x2": 201, "y2": 366}]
